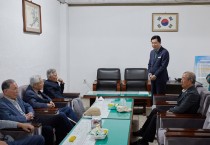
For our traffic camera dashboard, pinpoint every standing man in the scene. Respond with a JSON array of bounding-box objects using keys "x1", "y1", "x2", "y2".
[{"x1": 148, "y1": 35, "x2": 170, "y2": 100}]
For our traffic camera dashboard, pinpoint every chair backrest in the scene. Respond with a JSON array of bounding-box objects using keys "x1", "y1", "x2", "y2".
[
  {"x1": 97, "y1": 68, "x2": 121, "y2": 80},
  {"x1": 197, "y1": 88, "x2": 210, "y2": 115},
  {"x1": 203, "y1": 105, "x2": 210, "y2": 129},
  {"x1": 71, "y1": 98, "x2": 85, "y2": 120},
  {"x1": 96, "y1": 68, "x2": 121, "y2": 91},
  {"x1": 201, "y1": 93, "x2": 210, "y2": 116},
  {"x1": 0, "y1": 93, "x2": 3, "y2": 98},
  {"x1": 195, "y1": 81, "x2": 203, "y2": 88},
  {"x1": 0, "y1": 85, "x2": 28, "y2": 100},
  {"x1": 124, "y1": 68, "x2": 148, "y2": 91},
  {"x1": 18, "y1": 85, "x2": 28, "y2": 99}
]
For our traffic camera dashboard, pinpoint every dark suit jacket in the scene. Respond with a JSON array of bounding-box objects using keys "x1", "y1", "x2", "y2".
[
  {"x1": 0, "y1": 97, "x2": 34, "y2": 123},
  {"x1": 24, "y1": 85, "x2": 52, "y2": 108},
  {"x1": 148, "y1": 46, "x2": 169, "y2": 83},
  {"x1": 169, "y1": 86, "x2": 200, "y2": 113},
  {"x1": 43, "y1": 80, "x2": 64, "y2": 98}
]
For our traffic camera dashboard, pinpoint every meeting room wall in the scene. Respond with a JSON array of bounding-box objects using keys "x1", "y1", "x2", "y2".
[
  {"x1": 67, "y1": 5, "x2": 210, "y2": 94},
  {"x1": 0, "y1": 0, "x2": 62, "y2": 91}
]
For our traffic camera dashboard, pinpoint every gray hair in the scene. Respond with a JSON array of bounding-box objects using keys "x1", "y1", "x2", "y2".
[
  {"x1": 1, "y1": 79, "x2": 16, "y2": 91},
  {"x1": 30, "y1": 75, "x2": 42, "y2": 87},
  {"x1": 47, "y1": 68, "x2": 56, "y2": 79},
  {"x1": 184, "y1": 71, "x2": 196, "y2": 84}
]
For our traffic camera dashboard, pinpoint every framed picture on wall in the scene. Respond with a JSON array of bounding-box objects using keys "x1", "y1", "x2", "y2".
[
  {"x1": 22, "y1": 0, "x2": 42, "y2": 34},
  {"x1": 152, "y1": 13, "x2": 178, "y2": 32}
]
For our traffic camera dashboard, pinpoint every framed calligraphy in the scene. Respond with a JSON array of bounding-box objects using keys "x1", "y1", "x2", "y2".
[{"x1": 22, "y1": 0, "x2": 42, "y2": 34}]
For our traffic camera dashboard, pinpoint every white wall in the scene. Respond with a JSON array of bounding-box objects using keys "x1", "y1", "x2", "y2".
[
  {"x1": 1, "y1": 2, "x2": 210, "y2": 95},
  {"x1": 68, "y1": 5, "x2": 210, "y2": 94},
  {"x1": 0, "y1": 0, "x2": 63, "y2": 90}
]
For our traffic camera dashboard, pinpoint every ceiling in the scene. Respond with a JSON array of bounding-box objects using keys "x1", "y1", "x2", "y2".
[{"x1": 58, "y1": 0, "x2": 210, "y2": 5}]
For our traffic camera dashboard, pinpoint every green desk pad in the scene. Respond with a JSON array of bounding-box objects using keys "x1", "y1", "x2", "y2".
[{"x1": 96, "y1": 119, "x2": 131, "y2": 145}]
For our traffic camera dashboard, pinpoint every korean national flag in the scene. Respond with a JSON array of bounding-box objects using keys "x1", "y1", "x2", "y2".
[{"x1": 153, "y1": 13, "x2": 178, "y2": 32}]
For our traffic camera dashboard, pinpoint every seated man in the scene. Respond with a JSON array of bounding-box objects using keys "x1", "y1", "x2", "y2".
[
  {"x1": 131, "y1": 71, "x2": 201, "y2": 145},
  {"x1": 0, "y1": 120, "x2": 44, "y2": 145},
  {"x1": 43, "y1": 68, "x2": 67, "y2": 99},
  {"x1": 23, "y1": 75, "x2": 78, "y2": 123},
  {"x1": 0, "y1": 79, "x2": 74, "y2": 145},
  {"x1": 43, "y1": 68, "x2": 85, "y2": 119}
]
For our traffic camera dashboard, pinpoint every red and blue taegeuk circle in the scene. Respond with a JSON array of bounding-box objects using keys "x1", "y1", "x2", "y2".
[{"x1": 161, "y1": 19, "x2": 169, "y2": 26}]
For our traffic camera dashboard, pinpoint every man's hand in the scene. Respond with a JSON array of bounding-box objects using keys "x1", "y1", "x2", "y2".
[
  {"x1": 47, "y1": 101, "x2": 55, "y2": 108},
  {"x1": 0, "y1": 141, "x2": 8, "y2": 145},
  {"x1": 58, "y1": 78, "x2": 64, "y2": 84},
  {"x1": 166, "y1": 110, "x2": 173, "y2": 114},
  {"x1": 17, "y1": 123, "x2": 34, "y2": 133},
  {"x1": 25, "y1": 112, "x2": 34, "y2": 121},
  {"x1": 149, "y1": 75, "x2": 157, "y2": 81}
]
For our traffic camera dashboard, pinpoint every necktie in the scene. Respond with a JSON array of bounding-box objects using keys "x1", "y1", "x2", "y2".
[
  {"x1": 37, "y1": 91, "x2": 43, "y2": 99},
  {"x1": 154, "y1": 51, "x2": 158, "y2": 59}
]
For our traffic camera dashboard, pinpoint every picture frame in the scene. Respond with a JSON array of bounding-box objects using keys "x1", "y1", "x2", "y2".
[
  {"x1": 152, "y1": 13, "x2": 178, "y2": 32},
  {"x1": 22, "y1": 0, "x2": 42, "y2": 34}
]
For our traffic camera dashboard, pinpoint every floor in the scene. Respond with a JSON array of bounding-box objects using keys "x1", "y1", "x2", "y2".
[
  {"x1": 132, "y1": 114, "x2": 158, "y2": 145},
  {"x1": 131, "y1": 106, "x2": 158, "y2": 145},
  {"x1": 82, "y1": 98, "x2": 158, "y2": 145}
]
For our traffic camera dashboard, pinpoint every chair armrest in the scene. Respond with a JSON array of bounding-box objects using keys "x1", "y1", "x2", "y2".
[
  {"x1": 117, "y1": 80, "x2": 121, "y2": 91},
  {"x1": 93, "y1": 80, "x2": 97, "y2": 91},
  {"x1": 158, "y1": 112, "x2": 205, "y2": 128},
  {"x1": 2, "y1": 123, "x2": 42, "y2": 131},
  {"x1": 155, "y1": 101, "x2": 177, "y2": 105},
  {"x1": 159, "y1": 112, "x2": 203, "y2": 118},
  {"x1": 52, "y1": 98, "x2": 72, "y2": 102},
  {"x1": 31, "y1": 122, "x2": 42, "y2": 128},
  {"x1": 156, "y1": 105, "x2": 176, "y2": 111},
  {"x1": 63, "y1": 93, "x2": 80, "y2": 98},
  {"x1": 52, "y1": 98, "x2": 72, "y2": 108},
  {"x1": 147, "y1": 80, "x2": 151, "y2": 91},
  {"x1": 165, "y1": 130, "x2": 210, "y2": 138},
  {"x1": 1, "y1": 128, "x2": 25, "y2": 131},
  {"x1": 121, "y1": 80, "x2": 127, "y2": 91},
  {"x1": 164, "y1": 131, "x2": 210, "y2": 145},
  {"x1": 153, "y1": 94, "x2": 178, "y2": 104},
  {"x1": 0, "y1": 122, "x2": 42, "y2": 139},
  {"x1": 0, "y1": 128, "x2": 31, "y2": 140},
  {"x1": 167, "y1": 128, "x2": 210, "y2": 133},
  {"x1": 34, "y1": 108, "x2": 58, "y2": 114}
]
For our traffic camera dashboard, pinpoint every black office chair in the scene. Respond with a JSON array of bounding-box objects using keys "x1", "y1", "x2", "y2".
[
  {"x1": 93, "y1": 68, "x2": 121, "y2": 91},
  {"x1": 122, "y1": 68, "x2": 148, "y2": 91}
]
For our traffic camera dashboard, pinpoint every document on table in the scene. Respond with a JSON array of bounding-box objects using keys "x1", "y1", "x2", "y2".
[{"x1": 61, "y1": 119, "x2": 95, "y2": 145}]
